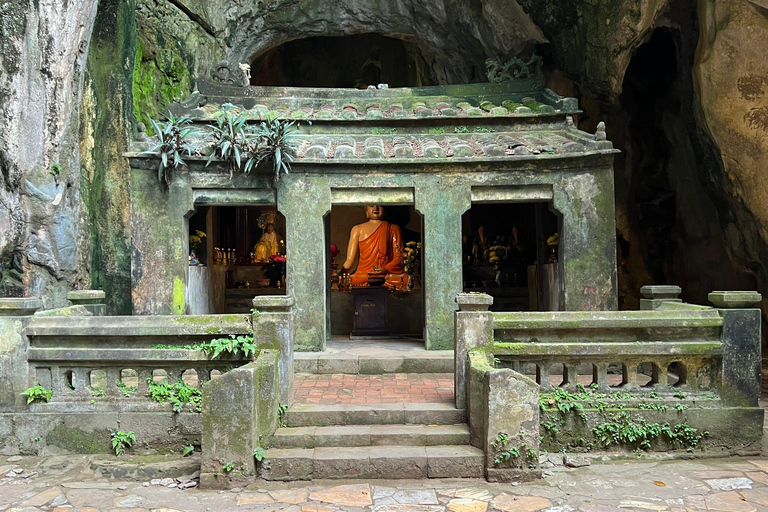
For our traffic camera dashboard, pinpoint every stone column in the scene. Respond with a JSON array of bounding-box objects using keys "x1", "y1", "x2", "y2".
[
  {"x1": 277, "y1": 177, "x2": 331, "y2": 351},
  {"x1": 0, "y1": 298, "x2": 41, "y2": 411},
  {"x1": 130, "y1": 167, "x2": 194, "y2": 315},
  {"x1": 454, "y1": 293, "x2": 493, "y2": 409},
  {"x1": 252, "y1": 296, "x2": 295, "y2": 405},
  {"x1": 552, "y1": 168, "x2": 618, "y2": 311},
  {"x1": 67, "y1": 290, "x2": 107, "y2": 316},
  {"x1": 415, "y1": 179, "x2": 471, "y2": 350},
  {"x1": 639, "y1": 285, "x2": 682, "y2": 310},
  {"x1": 709, "y1": 291, "x2": 762, "y2": 407}
]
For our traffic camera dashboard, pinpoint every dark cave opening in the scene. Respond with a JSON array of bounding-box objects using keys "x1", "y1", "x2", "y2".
[
  {"x1": 250, "y1": 34, "x2": 435, "y2": 88},
  {"x1": 620, "y1": 28, "x2": 679, "y2": 286}
]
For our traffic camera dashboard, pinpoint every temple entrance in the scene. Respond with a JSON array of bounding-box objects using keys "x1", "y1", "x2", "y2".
[
  {"x1": 327, "y1": 205, "x2": 424, "y2": 339},
  {"x1": 186, "y1": 205, "x2": 287, "y2": 314},
  {"x1": 462, "y1": 202, "x2": 561, "y2": 311}
]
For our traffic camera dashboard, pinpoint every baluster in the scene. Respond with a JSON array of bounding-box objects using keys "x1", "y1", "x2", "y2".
[
  {"x1": 195, "y1": 367, "x2": 209, "y2": 385},
  {"x1": 624, "y1": 362, "x2": 639, "y2": 390},
  {"x1": 594, "y1": 362, "x2": 609, "y2": 392},
  {"x1": 73, "y1": 368, "x2": 90, "y2": 397},
  {"x1": 164, "y1": 368, "x2": 179, "y2": 385},
  {"x1": 653, "y1": 363, "x2": 668, "y2": 391},
  {"x1": 537, "y1": 364, "x2": 551, "y2": 391},
  {"x1": 105, "y1": 368, "x2": 120, "y2": 396},
  {"x1": 137, "y1": 368, "x2": 152, "y2": 394},
  {"x1": 50, "y1": 366, "x2": 66, "y2": 399},
  {"x1": 563, "y1": 363, "x2": 579, "y2": 391}
]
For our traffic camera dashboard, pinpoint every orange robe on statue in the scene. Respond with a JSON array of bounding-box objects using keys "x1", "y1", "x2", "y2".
[{"x1": 351, "y1": 222, "x2": 406, "y2": 288}]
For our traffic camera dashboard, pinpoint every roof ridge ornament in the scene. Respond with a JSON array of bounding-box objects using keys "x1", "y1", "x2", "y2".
[{"x1": 485, "y1": 55, "x2": 543, "y2": 84}]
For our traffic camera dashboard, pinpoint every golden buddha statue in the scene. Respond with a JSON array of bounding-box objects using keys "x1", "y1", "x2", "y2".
[
  {"x1": 253, "y1": 211, "x2": 282, "y2": 262},
  {"x1": 341, "y1": 205, "x2": 405, "y2": 289}
]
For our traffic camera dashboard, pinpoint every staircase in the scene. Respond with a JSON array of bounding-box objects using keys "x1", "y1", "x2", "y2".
[{"x1": 260, "y1": 340, "x2": 485, "y2": 480}]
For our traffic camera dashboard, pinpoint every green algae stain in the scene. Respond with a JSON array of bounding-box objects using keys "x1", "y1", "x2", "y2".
[
  {"x1": 172, "y1": 277, "x2": 185, "y2": 315},
  {"x1": 132, "y1": 36, "x2": 191, "y2": 135}
]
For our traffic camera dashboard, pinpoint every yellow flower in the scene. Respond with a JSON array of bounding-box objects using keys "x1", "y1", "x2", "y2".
[
  {"x1": 489, "y1": 256, "x2": 499, "y2": 263},
  {"x1": 195, "y1": 230, "x2": 207, "y2": 238}
]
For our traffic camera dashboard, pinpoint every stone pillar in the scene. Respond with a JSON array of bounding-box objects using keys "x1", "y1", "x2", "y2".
[
  {"x1": 277, "y1": 177, "x2": 331, "y2": 351},
  {"x1": 130, "y1": 167, "x2": 194, "y2": 315},
  {"x1": 454, "y1": 293, "x2": 493, "y2": 409},
  {"x1": 200, "y1": 350, "x2": 278, "y2": 488},
  {"x1": 67, "y1": 290, "x2": 107, "y2": 316},
  {"x1": 710, "y1": 291, "x2": 762, "y2": 407},
  {"x1": 0, "y1": 299, "x2": 41, "y2": 411},
  {"x1": 415, "y1": 179, "x2": 471, "y2": 350},
  {"x1": 552, "y1": 169, "x2": 618, "y2": 311},
  {"x1": 639, "y1": 285, "x2": 682, "y2": 310},
  {"x1": 252, "y1": 296, "x2": 295, "y2": 405}
]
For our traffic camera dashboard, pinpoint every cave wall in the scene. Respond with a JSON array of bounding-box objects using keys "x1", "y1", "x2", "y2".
[{"x1": 3, "y1": 0, "x2": 768, "y2": 324}]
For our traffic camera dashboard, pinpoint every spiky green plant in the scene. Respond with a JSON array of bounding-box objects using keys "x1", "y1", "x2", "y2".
[
  {"x1": 143, "y1": 113, "x2": 197, "y2": 187},
  {"x1": 205, "y1": 103, "x2": 260, "y2": 177},
  {"x1": 257, "y1": 114, "x2": 300, "y2": 183}
]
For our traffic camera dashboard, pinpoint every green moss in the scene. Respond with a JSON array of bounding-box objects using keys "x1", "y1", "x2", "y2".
[
  {"x1": 172, "y1": 277, "x2": 185, "y2": 315},
  {"x1": 132, "y1": 36, "x2": 191, "y2": 135},
  {"x1": 48, "y1": 424, "x2": 111, "y2": 454}
]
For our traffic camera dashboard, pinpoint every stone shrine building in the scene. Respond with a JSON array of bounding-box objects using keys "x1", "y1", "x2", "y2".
[{"x1": 127, "y1": 62, "x2": 619, "y2": 352}]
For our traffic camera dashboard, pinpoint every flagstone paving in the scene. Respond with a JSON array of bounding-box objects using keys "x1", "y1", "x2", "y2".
[{"x1": 4, "y1": 454, "x2": 768, "y2": 511}]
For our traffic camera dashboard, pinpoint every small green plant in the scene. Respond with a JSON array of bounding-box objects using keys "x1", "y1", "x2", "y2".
[
  {"x1": 202, "y1": 334, "x2": 257, "y2": 359},
  {"x1": 676, "y1": 403, "x2": 689, "y2": 412},
  {"x1": 223, "y1": 462, "x2": 234, "y2": 473},
  {"x1": 91, "y1": 388, "x2": 105, "y2": 397},
  {"x1": 427, "y1": 127, "x2": 445, "y2": 134},
  {"x1": 278, "y1": 403, "x2": 289, "y2": 427},
  {"x1": 111, "y1": 430, "x2": 136, "y2": 456},
  {"x1": 116, "y1": 381, "x2": 137, "y2": 398},
  {"x1": 182, "y1": 444, "x2": 195, "y2": 457},
  {"x1": 491, "y1": 432, "x2": 519, "y2": 466},
  {"x1": 540, "y1": 388, "x2": 587, "y2": 421},
  {"x1": 673, "y1": 391, "x2": 687, "y2": 399},
  {"x1": 472, "y1": 127, "x2": 494, "y2": 133},
  {"x1": 648, "y1": 391, "x2": 660, "y2": 399},
  {"x1": 253, "y1": 446, "x2": 266, "y2": 461},
  {"x1": 34, "y1": 436, "x2": 42, "y2": 442},
  {"x1": 49, "y1": 162, "x2": 61, "y2": 178},
  {"x1": 147, "y1": 379, "x2": 202, "y2": 413},
  {"x1": 638, "y1": 402, "x2": 669, "y2": 412},
  {"x1": 256, "y1": 112, "x2": 300, "y2": 183},
  {"x1": 371, "y1": 127, "x2": 397, "y2": 135},
  {"x1": 453, "y1": 126, "x2": 469, "y2": 133},
  {"x1": 144, "y1": 113, "x2": 198, "y2": 187},
  {"x1": 21, "y1": 383, "x2": 53, "y2": 404}
]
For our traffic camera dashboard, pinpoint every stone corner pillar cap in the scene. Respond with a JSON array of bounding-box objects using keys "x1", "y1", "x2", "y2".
[
  {"x1": 456, "y1": 292, "x2": 493, "y2": 311},
  {"x1": 67, "y1": 290, "x2": 106, "y2": 300},
  {"x1": 640, "y1": 285, "x2": 682, "y2": 299},
  {"x1": 252, "y1": 295, "x2": 295, "y2": 310},
  {"x1": 0, "y1": 297, "x2": 44, "y2": 316},
  {"x1": 708, "y1": 290, "x2": 762, "y2": 309}
]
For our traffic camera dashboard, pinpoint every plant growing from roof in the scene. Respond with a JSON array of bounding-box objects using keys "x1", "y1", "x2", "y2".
[
  {"x1": 206, "y1": 103, "x2": 261, "y2": 177},
  {"x1": 143, "y1": 112, "x2": 198, "y2": 188},
  {"x1": 256, "y1": 111, "x2": 300, "y2": 183}
]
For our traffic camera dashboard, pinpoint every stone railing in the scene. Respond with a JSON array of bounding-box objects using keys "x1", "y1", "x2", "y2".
[
  {"x1": 455, "y1": 289, "x2": 763, "y2": 481},
  {"x1": 0, "y1": 294, "x2": 294, "y2": 457}
]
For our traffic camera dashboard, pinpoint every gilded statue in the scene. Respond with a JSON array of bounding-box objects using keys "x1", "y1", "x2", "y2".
[
  {"x1": 341, "y1": 205, "x2": 405, "y2": 288},
  {"x1": 253, "y1": 211, "x2": 282, "y2": 262}
]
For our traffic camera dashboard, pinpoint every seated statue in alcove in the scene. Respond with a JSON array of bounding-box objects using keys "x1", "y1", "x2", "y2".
[
  {"x1": 254, "y1": 211, "x2": 282, "y2": 262},
  {"x1": 341, "y1": 205, "x2": 405, "y2": 288}
]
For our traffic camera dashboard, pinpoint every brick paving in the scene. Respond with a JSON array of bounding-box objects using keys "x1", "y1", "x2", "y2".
[{"x1": 293, "y1": 373, "x2": 454, "y2": 404}]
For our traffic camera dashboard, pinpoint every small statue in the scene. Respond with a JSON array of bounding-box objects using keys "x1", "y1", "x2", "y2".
[{"x1": 254, "y1": 210, "x2": 282, "y2": 262}]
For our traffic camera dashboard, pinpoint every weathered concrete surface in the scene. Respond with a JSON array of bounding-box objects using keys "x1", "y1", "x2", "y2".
[
  {"x1": 201, "y1": 351, "x2": 278, "y2": 488},
  {"x1": 454, "y1": 293, "x2": 493, "y2": 409}
]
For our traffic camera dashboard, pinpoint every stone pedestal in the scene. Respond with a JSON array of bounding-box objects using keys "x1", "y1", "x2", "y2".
[
  {"x1": 640, "y1": 285, "x2": 682, "y2": 310},
  {"x1": 351, "y1": 287, "x2": 390, "y2": 337},
  {"x1": 67, "y1": 290, "x2": 107, "y2": 316},
  {"x1": 454, "y1": 293, "x2": 493, "y2": 409}
]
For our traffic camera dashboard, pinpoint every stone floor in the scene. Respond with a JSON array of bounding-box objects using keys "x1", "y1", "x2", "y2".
[
  {"x1": 293, "y1": 374, "x2": 455, "y2": 404},
  {"x1": 4, "y1": 454, "x2": 768, "y2": 511}
]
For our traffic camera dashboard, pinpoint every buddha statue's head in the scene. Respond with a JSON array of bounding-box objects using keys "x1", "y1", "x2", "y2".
[{"x1": 365, "y1": 205, "x2": 385, "y2": 220}]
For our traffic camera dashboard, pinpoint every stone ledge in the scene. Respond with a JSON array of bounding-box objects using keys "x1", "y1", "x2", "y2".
[
  {"x1": 67, "y1": 290, "x2": 106, "y2": 304},
  {"x1": 708, "y1": 291, "x2": 762, "y2": 309},
  {"x1": 456, "y1": 292, "x2": 493, "y2": 311},
  {"x1": 0, "y1": 297, "x2": 43, "y2": 316},
  {"x1": 640, "y1": 285, "x2": 682, "y2": 299}
]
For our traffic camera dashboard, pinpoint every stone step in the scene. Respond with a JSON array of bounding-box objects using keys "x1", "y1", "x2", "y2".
[
  {"x1": 271, "y1": 424, "x2": 470, "y2": 449},
  {"x1": 294, "y1": 339, "x2": 453, "y2": 374},
  {"x1": 284, "y1": 403, "x2": 466, "y2": 427},
  {"x1": 260, "y1": 445, "x2": 485, "y2": 480}
]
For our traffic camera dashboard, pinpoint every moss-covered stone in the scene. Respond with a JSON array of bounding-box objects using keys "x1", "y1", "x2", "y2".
[{"x1": 47, "y1": 424, "x2": 111, "y2": 454}]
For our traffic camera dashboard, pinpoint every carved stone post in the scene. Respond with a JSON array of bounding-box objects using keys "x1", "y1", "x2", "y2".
[{"x1": 454, "y1": 293, "x2": 493, "y2": 409}]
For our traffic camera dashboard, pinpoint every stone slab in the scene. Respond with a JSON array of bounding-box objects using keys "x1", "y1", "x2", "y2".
[{"x1": 708, "y1": 291, "x2": 762, "y2": 308}]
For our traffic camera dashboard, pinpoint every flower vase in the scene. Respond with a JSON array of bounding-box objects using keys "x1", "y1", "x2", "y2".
[
  {"x1": 495, "y1": 270, "x2": 501, "y2": 287},
  {"x1": 407, "y1": 274, "x2": 415, "y2": 292}
]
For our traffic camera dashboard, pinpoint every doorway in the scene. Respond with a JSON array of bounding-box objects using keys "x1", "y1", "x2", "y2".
[
  {"x1": 327, "y1": 205, "x2": 424, "y2": 338},
  {"x1": 462, "y1": 202, "x2": 561, "y2": 311}
]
